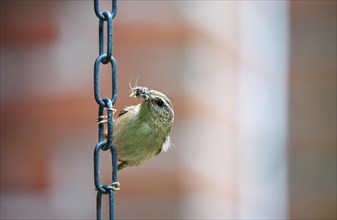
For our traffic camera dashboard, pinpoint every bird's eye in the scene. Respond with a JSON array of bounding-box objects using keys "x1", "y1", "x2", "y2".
[{"x1": 155, "y1": 99, "x2": 164, "y2": 107}]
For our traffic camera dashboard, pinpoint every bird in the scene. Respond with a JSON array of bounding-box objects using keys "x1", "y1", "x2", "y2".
[{"x1": 107, "y1": 86, "x2": 174, "y2": 171}]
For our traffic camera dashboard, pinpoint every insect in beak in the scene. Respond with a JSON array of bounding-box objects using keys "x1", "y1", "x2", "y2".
[{"x1": 129, "y1": 86, "x2": 152, "y2": 101}]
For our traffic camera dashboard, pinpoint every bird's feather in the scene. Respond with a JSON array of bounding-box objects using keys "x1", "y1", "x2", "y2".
[{"x1": 117, "y1": 106, "x2": 132, "y2": 118}]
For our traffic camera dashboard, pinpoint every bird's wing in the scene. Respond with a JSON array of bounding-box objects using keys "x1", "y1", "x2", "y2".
[{"x1": 116, "y1": 106, "x2": 132, "y2": 118}]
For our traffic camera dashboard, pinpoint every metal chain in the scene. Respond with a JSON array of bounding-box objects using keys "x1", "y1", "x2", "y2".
[{"x1": 93, "y1": 0, "x2": 119, "y2": 220}]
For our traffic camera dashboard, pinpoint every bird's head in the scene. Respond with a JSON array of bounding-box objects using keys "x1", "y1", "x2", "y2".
[{"x1": 130, "y1": 86, "x2": 174, "y2": 125}]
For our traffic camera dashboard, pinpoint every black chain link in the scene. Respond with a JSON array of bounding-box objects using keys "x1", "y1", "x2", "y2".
[{"x1": 93, "y1": 0, "x2": 119, "y2": 220}]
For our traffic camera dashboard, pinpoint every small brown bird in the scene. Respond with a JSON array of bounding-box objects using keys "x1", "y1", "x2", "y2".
[{"x1": 112, "y1": 86, "x2": 174, "y2": 170}]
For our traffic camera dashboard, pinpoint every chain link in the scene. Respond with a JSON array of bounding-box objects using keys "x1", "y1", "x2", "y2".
[
  {"x1": 93, "y1": 0, "x2": 119, "y2": 219},
  {"x1": 94, "y1": 55, "x2": 118, "y2": 107}
]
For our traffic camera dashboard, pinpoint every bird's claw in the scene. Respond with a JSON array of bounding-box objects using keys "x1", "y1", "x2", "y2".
[
  {"x1": 96, "y1": 108, "x2": 116, "y2": 124},
  {"x1": 96, "y1": 115, "x2": 108, "y2": 125}
]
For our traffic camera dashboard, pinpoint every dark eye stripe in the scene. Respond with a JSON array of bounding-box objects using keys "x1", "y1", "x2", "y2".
[
  {"x1": 162, "y1": 98, "x2": 174, "y2": 115},
  {"x1": 165, "y1": 99, "x2": 173, "y2": 110},
  {"x1": 149, "y1": 90, "x2": 174, "y2": 110},
  {"x1": 159, "y1": 97, "x2": 172, "y2": 109}
]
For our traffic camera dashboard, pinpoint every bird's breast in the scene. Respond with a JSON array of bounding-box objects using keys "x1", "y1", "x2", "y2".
[{"x1": 112, "y1": 116, "x2": 165, "y2": 166}]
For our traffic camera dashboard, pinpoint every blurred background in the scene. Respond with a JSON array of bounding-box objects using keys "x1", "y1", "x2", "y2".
[{"x1": 1, "y1": 1, "x2": 336, "y2": 219}]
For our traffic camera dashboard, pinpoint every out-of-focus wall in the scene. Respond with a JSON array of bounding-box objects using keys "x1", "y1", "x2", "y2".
[
  {"x1": 237, "y1": 2, "x2": 289, "y2": 218},
  {"x1": 289, "y1": 2, "x2": 337, "y2": 219},
  {"x1": 1, "y1": 1, "x2": 336, "y2": 220}
]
